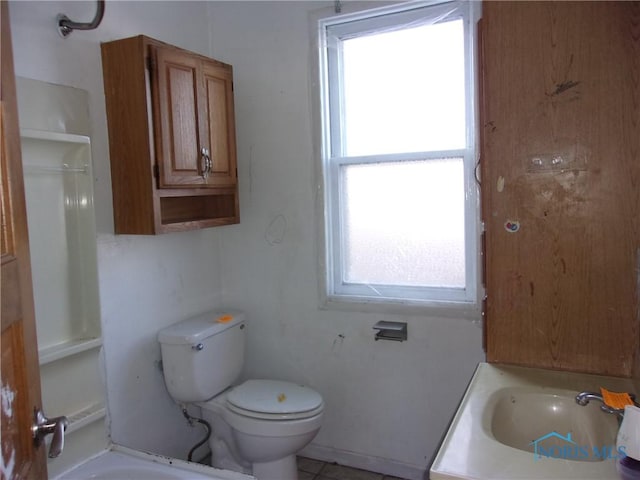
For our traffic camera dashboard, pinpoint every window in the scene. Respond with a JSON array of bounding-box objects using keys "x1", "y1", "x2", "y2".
[{"x1": 319, "y1": 1, "x2": 480, "y2": 309}]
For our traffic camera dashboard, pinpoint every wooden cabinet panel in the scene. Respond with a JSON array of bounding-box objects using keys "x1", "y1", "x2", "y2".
[
  {"x1": 101, "y1": 36, "x2": 156, "y2": 234},
  {"x1": 481, "y1": 1, "x2": 640, "y2": 377},
  {"x1": 154, "y1": 47, "x2": 204, "y2": 187},
  {"x1": 102, "y1": 35, "x2": 240, "y2": 234},
  {"x1": 152, "y1": 46, "x2": 237, "y2": 189},
  {"x1": 202, "y1": 61, "x2": 237, "y2": 186}
]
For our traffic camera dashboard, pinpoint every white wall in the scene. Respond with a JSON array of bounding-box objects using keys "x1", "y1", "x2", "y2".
[
  {"x1": 9, "y1": 0, "x2": 224, "y2": 463},
  {"x1": 207, "y1": 2, "x2": 485, "y2": 479},
  {"x1": 10, "y1": 1, "x2": 484, "y2": 478}
]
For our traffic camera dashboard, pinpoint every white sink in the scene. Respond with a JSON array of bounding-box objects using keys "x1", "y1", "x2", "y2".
[
  {"x1": 430, "y1": 363, "x2": 638, "y2": 479},
  {"x1": 489, "y1": 388, "x2": 618, "y2": 462}
]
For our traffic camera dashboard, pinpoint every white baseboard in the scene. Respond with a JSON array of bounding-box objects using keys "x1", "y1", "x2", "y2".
[{"x1": 299, "y1": 443, "x2": 426, "y2": 480}]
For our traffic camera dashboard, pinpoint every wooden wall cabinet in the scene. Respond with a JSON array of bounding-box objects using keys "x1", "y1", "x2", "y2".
[
  {"x1": 101, "y1": 35, "x2": 239, "y2": 234},
  {"x1": 481, "y1": 2, "x2": 640, "y2": 377}
]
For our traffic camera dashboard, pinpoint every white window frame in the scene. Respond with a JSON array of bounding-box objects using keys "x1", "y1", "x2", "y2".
[{"x1": 318, "y1": 1, "x2": 482, "y2": 313}]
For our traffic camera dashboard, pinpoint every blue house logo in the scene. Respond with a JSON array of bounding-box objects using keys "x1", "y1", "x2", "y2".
[
  {"x1": 530, "y1": 431, "x2": 626, "y2": 461},
  {"x1": 530, "y1": 431, "x2": 576, "y2": 460}
]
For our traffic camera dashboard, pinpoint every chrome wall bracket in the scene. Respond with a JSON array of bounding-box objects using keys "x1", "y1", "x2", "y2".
[{"x1": 57, "y1": 0, "x2": 105, "y2": 38}]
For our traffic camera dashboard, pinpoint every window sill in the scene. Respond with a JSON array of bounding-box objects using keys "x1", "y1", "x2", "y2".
[{"x1": 321, "y1": 293, "x2": 482, "y2": 320}]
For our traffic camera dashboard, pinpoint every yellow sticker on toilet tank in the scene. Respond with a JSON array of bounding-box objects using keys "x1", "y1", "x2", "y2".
[
  {"x1": 277, "y1": 393, "x2": 286, "y2": 402},
  {"x1": 216, "y1": 315, "x2": 234, "y2": 323}
]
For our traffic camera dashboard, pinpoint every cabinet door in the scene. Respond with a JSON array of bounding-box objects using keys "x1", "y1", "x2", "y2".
[
  {"x1": 153, "y1": 46, "x2": 208, "y2": 187},
  {"x1": 482, "y1": 2, "x2": 640, "y2": 376},
  {"x1": 201, "y1": 61, "x2": 237, "y2": 187}
]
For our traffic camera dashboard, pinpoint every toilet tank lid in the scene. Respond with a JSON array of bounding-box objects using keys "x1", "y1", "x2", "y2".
[{"x1": 158, "y1": 311, "x2": 244, "y2": 345}]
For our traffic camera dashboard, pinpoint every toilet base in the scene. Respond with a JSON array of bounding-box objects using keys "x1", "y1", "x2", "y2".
[{"x1": 252, "y1": 454, "x2": 297, "y2": 480}]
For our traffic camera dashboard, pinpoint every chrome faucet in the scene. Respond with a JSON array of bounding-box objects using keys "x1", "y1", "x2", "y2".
[
  {"x1": 575, "y1": 391, "x2": 629, "y2": 420},
  {"x1": 576, "y1": 391, "x2": 605, "y2": 406}
]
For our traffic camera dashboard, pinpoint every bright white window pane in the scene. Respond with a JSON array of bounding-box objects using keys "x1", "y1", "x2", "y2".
[
  {"x1": 342, "y1": 19, "x2": 466, "y2": 157},
  {"x1": 341, "y1": 159, "x2": 465, "y2": 287}
]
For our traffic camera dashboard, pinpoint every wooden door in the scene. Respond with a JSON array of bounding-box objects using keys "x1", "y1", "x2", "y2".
[
  {"x1": 201, "y1": 61, "x2": 237, "y2": 187},
  {"x1": 1, "y1": 2, "x2": 48, "y2": 478},
  {"x1": 481, "y1": 1, "x2": 640, "y2": 376},
  {"x1": 152, "y1": 46, "x2": 207, "y2": 187}
]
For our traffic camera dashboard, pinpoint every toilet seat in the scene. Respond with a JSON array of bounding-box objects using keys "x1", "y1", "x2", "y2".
[{"x1": 226, "y1": 379, "x2": 324, "y2": 421}]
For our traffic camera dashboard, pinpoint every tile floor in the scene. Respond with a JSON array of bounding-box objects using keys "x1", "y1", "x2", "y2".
[{"x1": 297, "y1": 457, "x2": 409, "y2": 480}]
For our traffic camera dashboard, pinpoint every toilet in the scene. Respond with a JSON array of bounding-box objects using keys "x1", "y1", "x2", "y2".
[{"x1": 158, "y1": 311, "x2": 324, "y2": 480}]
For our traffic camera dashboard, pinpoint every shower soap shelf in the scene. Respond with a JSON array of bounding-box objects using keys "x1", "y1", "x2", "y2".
[{"x1": 21, "y1": 128, "x2": 102, "y2": 365}]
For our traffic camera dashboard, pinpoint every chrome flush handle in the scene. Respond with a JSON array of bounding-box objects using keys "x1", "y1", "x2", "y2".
[{"x1": 32, "y1": 408, "x2": 68, "y2": 458}]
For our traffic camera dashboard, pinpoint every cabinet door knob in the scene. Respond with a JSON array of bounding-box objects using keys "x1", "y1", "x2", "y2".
[{"x1": 200, "y1": 147, "x2": 211, "y2": 179}]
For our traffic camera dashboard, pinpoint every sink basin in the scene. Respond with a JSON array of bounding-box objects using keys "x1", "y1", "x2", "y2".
[
  {"x1": 488, "y1": 388, "x2": 618, "y2": 462},
  {"x1": 430, "y1": 363, "x2": 638, "y2": 479}
]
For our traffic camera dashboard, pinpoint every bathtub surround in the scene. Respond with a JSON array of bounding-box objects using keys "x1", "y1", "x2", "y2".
[
  {"x1": 9, "y1": 1, "x2": 484, "y2": 479},
  {"x1": 16, "y1": 77, "x2": 107, "y2": 477}
]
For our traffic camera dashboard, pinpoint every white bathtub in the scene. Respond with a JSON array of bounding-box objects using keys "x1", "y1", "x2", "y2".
[{"x1": 54, "y1": 445, "x2": 255, "y2": 480}]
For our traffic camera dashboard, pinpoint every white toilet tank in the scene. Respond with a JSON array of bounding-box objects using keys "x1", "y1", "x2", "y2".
[{"x1": 158, "y1": 311, "x2": 245, "y2": 403}]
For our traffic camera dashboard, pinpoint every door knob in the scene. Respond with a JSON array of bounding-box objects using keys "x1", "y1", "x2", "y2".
[{"x1": 32, "y1": 408, "x2": 68, "y2": 458}]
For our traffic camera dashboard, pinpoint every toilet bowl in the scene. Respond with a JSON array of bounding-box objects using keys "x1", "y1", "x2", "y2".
[
  {"x1": 157, "y1": 312, "x2": 324, "y2": 480},
  {"x1": 199, "y1": 380, "x2": 323, "y2": 479}
]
